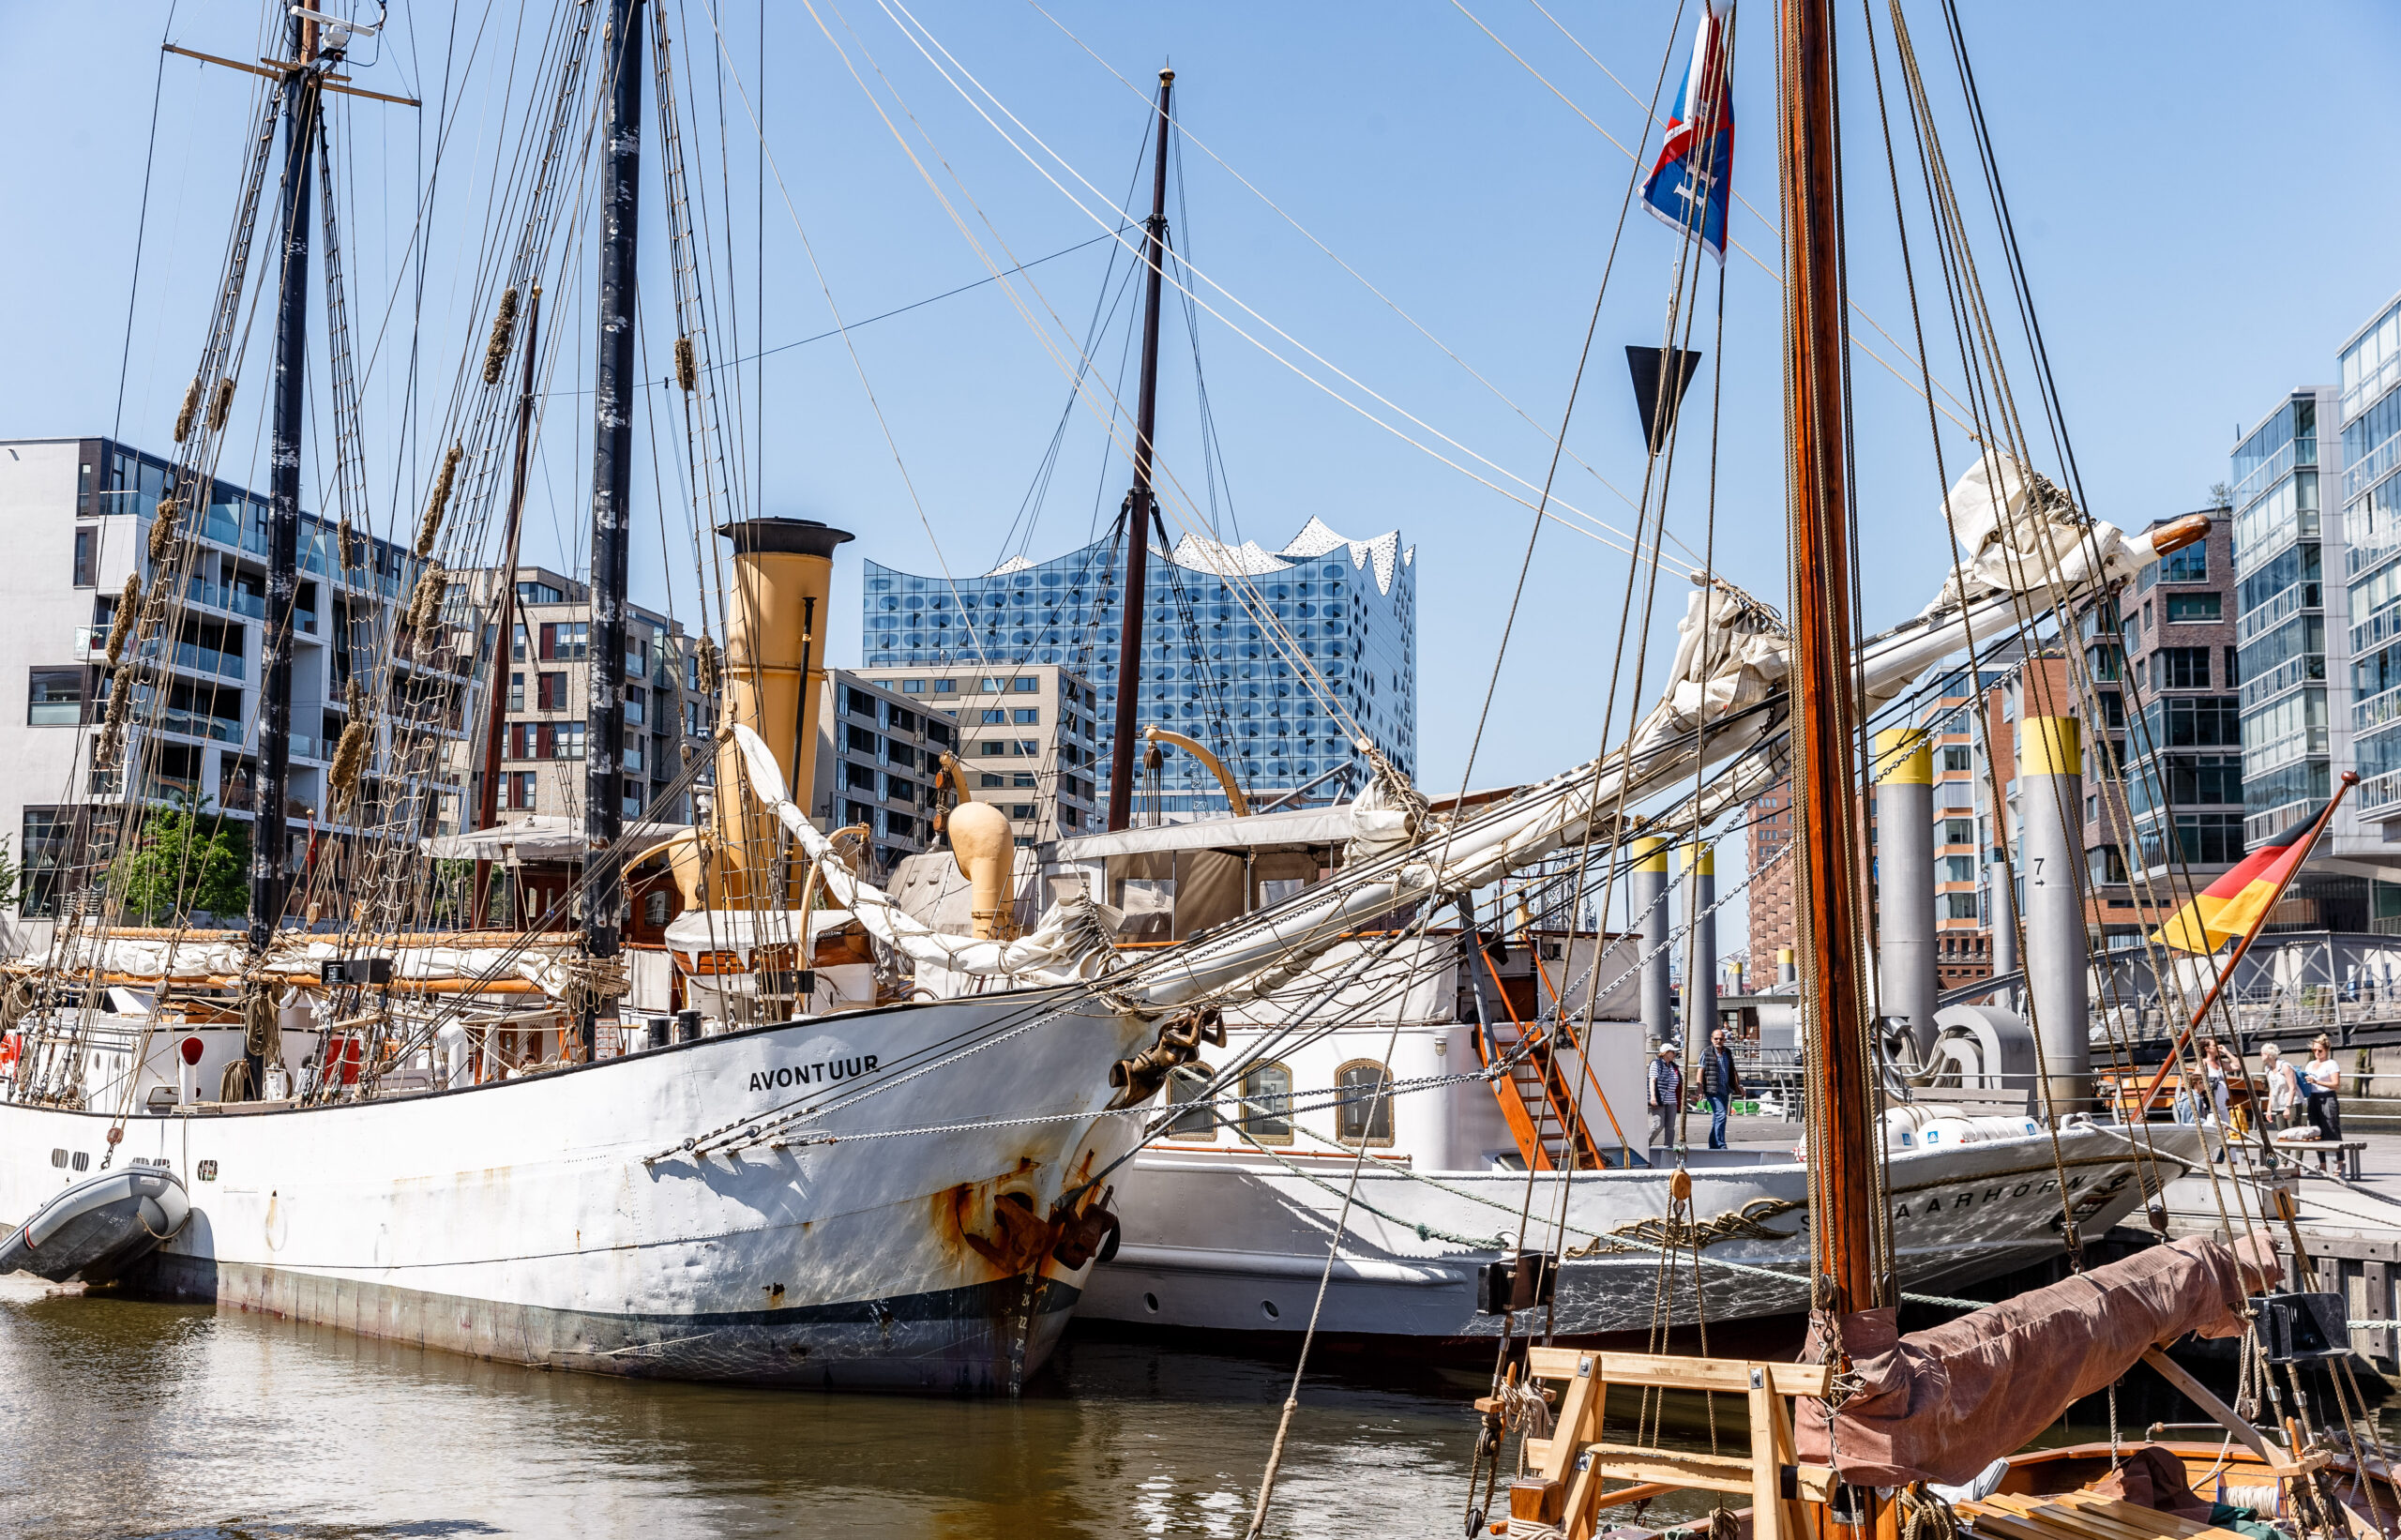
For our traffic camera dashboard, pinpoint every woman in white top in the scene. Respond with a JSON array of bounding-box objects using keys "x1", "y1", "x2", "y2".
[
  {"x1": 2259, "y1": 1043, "x2": 2300, "y2": 1132},
  {"x1": 2303, "y1": 1035, "x2": 2344, "y2": 1169}
]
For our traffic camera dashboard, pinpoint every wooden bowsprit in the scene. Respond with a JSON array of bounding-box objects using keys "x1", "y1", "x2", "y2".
[{"x1": 1478, "y1": 1348, "x2": 1840, "y2": 1540}]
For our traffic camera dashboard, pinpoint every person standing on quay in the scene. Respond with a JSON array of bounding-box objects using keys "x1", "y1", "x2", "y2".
[
  {"x1": 1648, "y1": 1043, "x2": 1683, "y2": 1155},
  {"x1": 1701, "y1": 1027, "x2": 1743, "y2": 1150},
  {"x1": 2303, "y1": 1035, "x2": 2344, "y2": 1170},
  {"x1": 2259, "y1": 1043, "x2": 2298, "y2": 1133}
]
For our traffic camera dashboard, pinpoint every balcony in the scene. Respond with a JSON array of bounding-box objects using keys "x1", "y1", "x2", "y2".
[
  {"x1": 2240, "y1": 654, "x2": 2324, "y2": 710},
  {"x1": 2359, "y1": 685, "x2": 2401, "y2": 736},
  {"x1": 2238, "y1": 582, "x2": 2319, "y2": 642},
  {"x1": 2360, "y1": 765, "x2": 2401, "y2": 820}
]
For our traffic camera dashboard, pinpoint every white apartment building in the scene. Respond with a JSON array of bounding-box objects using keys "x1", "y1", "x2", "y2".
[{"x1": 0, "y1": 435, "x2": 456, "y2": 923}]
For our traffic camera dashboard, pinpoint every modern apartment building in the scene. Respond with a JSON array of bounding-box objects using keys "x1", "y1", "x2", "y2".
[
  {"x1": 2342, "y1": 295, "x2": 2401, "y2": 832},
  {"x1": 862, "y1": 518, "x2": 1414, "y2": 819},
  {"x1": 849, "y1": 662, "x2": 1100, "y2": 847},
  {"x1": 1743, "y1": 778, "x2": 1796, "y2": 962},
  {"x1": 2073, "y1": 509, "x2": 2243, "y2": 944},
  {"x1": 1918, "y1": 670, "x2": 2001, "y2": 987},
  {"x1": 0, "y1": 435, "x2": 459, "y2": 922},
  {"x1": 448, "y1": 566, "x2": 713, "y2": 830},
  {"x1": 809, "y1": 670, "x2": 958, "y2": 875}
]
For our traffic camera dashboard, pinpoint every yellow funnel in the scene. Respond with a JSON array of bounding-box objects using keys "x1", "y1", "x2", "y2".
[{"x1": 710, "y1": 518, "x2": 852, "y2": 906}]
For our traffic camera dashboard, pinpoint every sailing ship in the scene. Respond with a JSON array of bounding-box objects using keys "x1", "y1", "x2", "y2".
[{"x1": 1425, "y1": 3, "x2": 2400, "y2": 1539}]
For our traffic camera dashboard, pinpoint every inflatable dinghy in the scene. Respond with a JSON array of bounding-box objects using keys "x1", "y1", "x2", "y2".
[{"x1": 0, "y1": 1165, "x2": 189, "y2": 1282}]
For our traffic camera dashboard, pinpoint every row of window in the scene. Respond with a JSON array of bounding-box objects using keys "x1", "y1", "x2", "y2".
[{"x1": 1160, "y1": 1060, "x2": 1394, "y2": 1146}]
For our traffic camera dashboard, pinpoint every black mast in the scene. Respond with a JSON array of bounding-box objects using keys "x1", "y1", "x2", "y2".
[
  {"x1": 580, "y1": 0, "x2": 644, "y2": 1050},
  {"x1": 1105, "y1": 68, "x2": 1175, "y2": 834},
  {"x1": 249, "y1": 12, "x2": 323, "y2": 967}
]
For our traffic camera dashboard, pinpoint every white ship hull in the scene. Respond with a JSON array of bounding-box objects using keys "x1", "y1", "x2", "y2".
[
  {"x1": 0, "y1": 987, "x2": 1149, "y2": 1392},
  {"x1": 1080, "y1": 1124, "x2": 2199, "y2": 1340}
]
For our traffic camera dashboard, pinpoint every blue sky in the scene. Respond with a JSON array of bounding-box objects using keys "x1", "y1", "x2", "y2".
[{"x1": 3, "y1": 1, "x2": 2398, "y2": 950}]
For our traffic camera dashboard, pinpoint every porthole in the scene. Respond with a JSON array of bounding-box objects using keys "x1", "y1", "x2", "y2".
[
  {"x1": 1261, "y1": 1300, "x2": 1280, "y2": 1321},
  {"x1": 1143, "y1": 1291, "x2": 1160, "y2": 1314},
  {"x1": 198, "y1": 1159, "x2": 219, "y2": 1182},
  {"x1": 70, "y1": 1152, "x2": 89, "y2": 1172},
  {"x1": 49, "y1": 1148, "x2": 66, "y2": 1168}
]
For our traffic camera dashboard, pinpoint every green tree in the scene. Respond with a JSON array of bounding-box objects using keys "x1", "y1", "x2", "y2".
[{"x1": 113, "y1": 795, "x2": 251, "y2": 924}]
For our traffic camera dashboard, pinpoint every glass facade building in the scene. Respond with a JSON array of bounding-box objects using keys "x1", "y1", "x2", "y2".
[
  {"x1": 2344, "y1": 294, "x2": 2401, "y2": 823},
  {"x1": 862, "y1": 518, "x2": 1415, "y2": 819},
  {"x1": 2230, "y1": 388, "x2": 2345, "y2": 847}
]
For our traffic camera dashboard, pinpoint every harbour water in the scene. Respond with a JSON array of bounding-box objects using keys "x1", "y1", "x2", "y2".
[{"x1": 0, "y1": 1274, "x2": 1491, "y2": 1539}]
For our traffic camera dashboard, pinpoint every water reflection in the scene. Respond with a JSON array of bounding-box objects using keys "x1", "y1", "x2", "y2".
[{"x1": 0, "y1": 1276, "x2": 1497, "y2": 1539}]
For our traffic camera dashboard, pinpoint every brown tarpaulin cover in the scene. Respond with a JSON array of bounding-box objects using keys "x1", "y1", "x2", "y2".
[{"x1": 1793, "y1": 1233, "x2": 2280, "y2": 1487}]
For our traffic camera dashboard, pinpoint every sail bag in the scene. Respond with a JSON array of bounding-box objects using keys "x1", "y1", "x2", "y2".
[{"x1": 1793, "y1": 1232, "x2": 2280, "y2": 1487}]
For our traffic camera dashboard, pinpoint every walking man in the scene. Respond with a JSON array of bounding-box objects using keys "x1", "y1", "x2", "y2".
[
  {"x1": 1701, "y1": 1027, "x2": 1743, "y2": 1150},
  {"x1": 1647, "y1": 1042, "x2": 1683, "y2": 1155}
]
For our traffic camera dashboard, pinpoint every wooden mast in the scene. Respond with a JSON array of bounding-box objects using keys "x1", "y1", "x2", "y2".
[
  {"x1": 1778, "y1": 0, "x2": 1880, "y2": 1341},
  {"x1": 1105, "y1": 68, "x2": 1175, "y2": 833}
]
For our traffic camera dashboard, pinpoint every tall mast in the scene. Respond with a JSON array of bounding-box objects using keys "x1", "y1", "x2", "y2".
[
  {"x1": 1779, "y1": 0, "x2": 1880, "y2": 1325},
  {"x1": 581, "y1": 0, "x2": 644, "y2": 1006},
  {"x1": 249, "y1": 10, "x2": 323, "y2": 959},
  {"x1": 1106, "y1": 67, "x2": 1175, "y2": 834},
  {"x1": 471, "y1": 286, "x2": 542, "y2": 929}
]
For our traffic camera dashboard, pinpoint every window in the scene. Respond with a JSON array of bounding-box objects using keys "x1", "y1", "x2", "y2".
[
  {"x1": 559, "y1": 723, "x2": 585, "y2": 760},
  {"x1": 846, "y1": 762, "x2": 877, "y2": 792},
  {"x1": 508, "y1": 672, "x2": 524, "y2": 711},
  {"x1": 1011, "y1": 708, "x2": 1040, "y2": 725},
  {"x1": 1015, "y1": 739, "x2": 1039, "y2": 757},
  {"x1": 1012, "y1": 678, "x2": 1039, "y2": 694},
  {"x1": 536, "y1": 672, "x2": 566, "y2": 711},
  {"x1": 1943, "y1": 893, "x2": 1980, "y2": 921},
  {"x1": 504, "y1": 771, "x2": 536, "y2": 809},
  {"x1": 537, "y1": 621, "x2": 588, "y2": 661},
  {"x1": 1942, "y1": 818, "x2": 1975, "y2": 847},
  {"x1": 1240, "y1": 1063, "x2": 1293, "y2": 1143},
  {"x1": 1335, "y1": 1061, "x2": 1394, "y2": 1145},
  {"x1": 2160, "y1": 543, "x2": 2210, "y2": 582},
  {"x1": 979, "y1": 677, "x2": 1004, "y2": 693},
  {"x1": 2164, "y1": 591, "x2": 2221, "y2": 624},
  {"x1": 2224, "y1": 646, "x2": 2241, "y2": 687},
  {"x1": 518, "y1": 580, "x2": 565, "y2": 605},
  {"x1": 1164, "y1": 1064, "x2": 1217, "y2": 1140},
  {"x1": 979, "y1": 773, "x2": 1003, "y2": 788},
  {"x1": 980, "y1": 741, "x2": 1005, "y2": 758},
  {"x1": 2155, "y1": 647, "x2": 2211, "y2": 689},
  {"x1": 1940, "y1": 747, "x2": 1972, "y2": 773},
  {"x1": 1012, "y1": 772, "x2": 1036, "y2": 789},
  {"x1": 512, "y1": 624, "x2": 528, "y2": 661},
  {"x1": 901, "y1": 679, "x2": 925, "y2": 694},
  {"x1": 1943, "y1": 855, "x2": 1975, "y2": 883},
  {"x1": 2089, "y1": 844, "x2": 2127, "y2": 884},
  {"x1": 982, "y1": 709, "x2": 1008, "y2": 724},
  {"x1": 1007, "y1": 803, "x2": 1036, "y2": 821},
  {"x1": 933, "y1": 679, "x2": 958, "y2": 694},
  {"x1": 2166, "y1": 753, "x2": 2242, "y2": 806},
  {"x1": 2141, "y1": 600, "x2": 2152, "y2": 631},
  {"x1": 845, "y1": 686, "x2": 879, "y2": 718},
  {"x1": 847, "y1": 724, "x2": 877, "y2": 754},
  {"x1": 2095, "y1": 690, "x2": 2125, "y2": 731},
  {"x1": 27, "y1": 669, "x2": 83, "y2": 726},
  {"x1": 73, "y1": 528, "x2": 94, "y2": 588},
  {"x1": 2151, "y1": 696, "x2": 2241, "y2": 747}
]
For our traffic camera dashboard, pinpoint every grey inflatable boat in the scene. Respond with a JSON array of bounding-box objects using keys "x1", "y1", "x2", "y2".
[{"x1": 0, "y1": 1165, "x2": 190, "y2": 1282}]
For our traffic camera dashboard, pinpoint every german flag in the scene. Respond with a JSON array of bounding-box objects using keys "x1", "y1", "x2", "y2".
[{"x1": 2151, "y1": 809, "x2": 2321, "y2": 954}]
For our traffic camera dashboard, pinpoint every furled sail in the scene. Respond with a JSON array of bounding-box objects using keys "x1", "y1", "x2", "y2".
[
  {"x1": 1793, "y1": 1233, "x2": 2280, "y2": 1487},
  {"x1": 721, "y1": 450, "x2": 2191, "y2": 1015}
]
